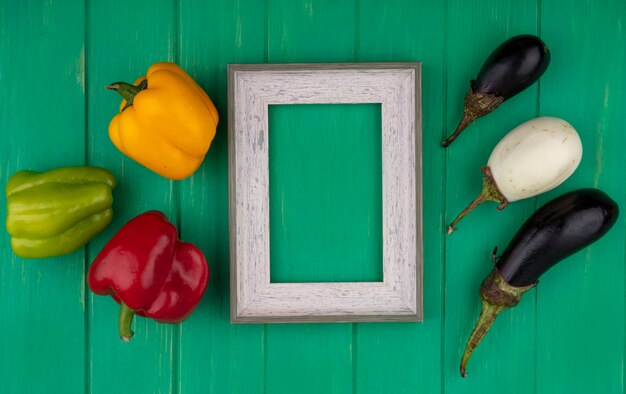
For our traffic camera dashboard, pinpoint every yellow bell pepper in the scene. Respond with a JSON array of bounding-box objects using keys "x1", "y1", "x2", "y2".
[{"x1": 106, "y1": 62, "x2": 219, "y2": 180}]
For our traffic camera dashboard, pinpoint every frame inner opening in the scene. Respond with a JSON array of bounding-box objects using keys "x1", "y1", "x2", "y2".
[{"x1": 268, "y1": 103, "x2": 383, "y2": 283}]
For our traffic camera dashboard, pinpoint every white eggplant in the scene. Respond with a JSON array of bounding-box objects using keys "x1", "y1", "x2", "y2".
[{"x1": 447, "y1": 116, "x2": 582, "y2": 234}]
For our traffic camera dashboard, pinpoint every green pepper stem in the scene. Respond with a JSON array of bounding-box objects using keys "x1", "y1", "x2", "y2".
[
  {"x1": 447, "y1": 166, "x2": 508, "y2": 235},
  {"x1": 105, "y1": 79, "x2": 147, "y2": 111},
  {"x1": 118, "y1": 302, "x2": 135, "y2": 343}
]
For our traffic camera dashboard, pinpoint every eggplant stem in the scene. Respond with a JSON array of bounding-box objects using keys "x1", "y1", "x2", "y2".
[
  {"x1": 442, "y1": 112, "x2": 476, "y2": 147},
  {"x1": 442, "y1": 89, "x2": 505, "y2": 147},
  {"x1": 447, "y1": 166, "x2": 508, "y2": 235},
  {"x1": 447, "y1": 193, "x2": 489, "y2": 234},
  {"x1": 460, "y1": 268, "x2": 536, "y2": 377},
  {"x1": 460, "y1": 300, "x2": 504, "y2": 377}
]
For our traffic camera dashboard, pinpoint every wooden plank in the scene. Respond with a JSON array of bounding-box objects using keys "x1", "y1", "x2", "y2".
[
  {"x1": 537, "y1": 1, "x2": 626, "y2": 392},
  {"x1": 177, "y1": 0, "x2": 267, "y2": 393},
  {"x1": 0, "y1": 1, "x2": 86, "y2": 392},
  {"x1": 442, "y1": 0, "x2": 540, "y2": 391},
  {"x1": 264, "y1": 1, "x2": 356, "y2": 392},
  {"x1": 353, "y1": 0, "x2": 445, "y2": 392},
  {"x1": 85, "y1": 1, "x2": 177, "y2": 393}
]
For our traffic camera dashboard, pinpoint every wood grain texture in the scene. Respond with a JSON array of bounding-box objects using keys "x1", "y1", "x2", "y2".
[
  {"x1": 536, "y1": 1, "x2": 626, "y2": 392},
  {"x1": 444, "y1": 1, "x2": 540, "y2": 393},
  {"x1": 0, "y1": 0, "x2": 625, "y2": 393},
  {"x1": 229, "y1": 64, "x2": 421, "y2": 322},
  {"x1": 178, "y1": 1, "x2": 267, "y2": 393},
  {"x1": 85, "y1": 1, "x2": 177, "y2": 393},
  {"x1": 443, "y1": 0, "x2": 540, "y2": 390},
  {"x1": 264, "y1": 3, "x2": 359, "y2": 392},
  {"x1": 353, "y1": 0, "x2": 447, "y2": 392},
  {"x1": 0, "y1": 1, "x2": 86, "y2": 393}
]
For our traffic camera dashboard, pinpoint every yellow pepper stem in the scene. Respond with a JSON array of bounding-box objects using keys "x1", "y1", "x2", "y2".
[{"x1": 105, "y1": 80, "x2": 147, "y2": 111}]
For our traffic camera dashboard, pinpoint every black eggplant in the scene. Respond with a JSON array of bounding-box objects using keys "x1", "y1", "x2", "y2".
[
  {"x1": 460, "y1": 189, "x2": 619, "y2": 377},
  {"x1": 442, "y1": 34, "x2": 550, "y2": 147}
]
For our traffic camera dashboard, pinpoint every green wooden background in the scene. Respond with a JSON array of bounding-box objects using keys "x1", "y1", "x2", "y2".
[{"x1": 1, "y1": 0, "x2": 624, "y2": 393}]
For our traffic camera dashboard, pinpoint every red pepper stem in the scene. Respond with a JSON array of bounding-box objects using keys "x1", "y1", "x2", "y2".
[
  {"x1": 118, "y1": 302, "x2": 135, "y2": 343},
  {"x1": 105, "y1": 80, "x2": 148, "y2": 111},
  {"x1": 447, "y1": 166, "x2": 508, "y2": 235}
]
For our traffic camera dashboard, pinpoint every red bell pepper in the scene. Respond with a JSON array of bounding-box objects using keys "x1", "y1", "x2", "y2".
[{"x1": 88, "y1": 211, "x2": 209, "y2": 342}]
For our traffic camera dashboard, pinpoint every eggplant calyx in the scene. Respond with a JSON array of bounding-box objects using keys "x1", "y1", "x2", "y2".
[
  {"x1": 460, "y1": 268, "x2": 535, "y2": 377},
  {"x1": 442, "y1": 88, "x2": 505, "y2": 147},
  {"x1": 447, "y1": 166, "x2": 508, "y2": 235}
]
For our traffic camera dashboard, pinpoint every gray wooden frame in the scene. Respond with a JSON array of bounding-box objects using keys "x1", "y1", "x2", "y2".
[{"x1": 228, "y1": 63, "x2": 422, "y2": 323}]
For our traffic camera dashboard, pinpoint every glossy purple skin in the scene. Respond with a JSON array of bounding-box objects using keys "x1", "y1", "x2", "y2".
[
  {"x1": 472, "y1": 34, "x2": 550, "y2": 99},
  {"x1": 497, "y1": 189, "x2": 619, "y2": 287}
]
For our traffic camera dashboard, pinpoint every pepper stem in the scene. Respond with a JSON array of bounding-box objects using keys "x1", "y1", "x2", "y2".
[
  {"x1": 447, "y1": 166, "x2": 508, "y2": 234},
  {"x1": 441, "y1": 88, "x2": 505, "y2": 147},
  {"x1": 118, "y1": 302, "x2": 135, "y2": 343},
  {"x1": 105, "y1": 79, "x2": 148, "y2": 111}
]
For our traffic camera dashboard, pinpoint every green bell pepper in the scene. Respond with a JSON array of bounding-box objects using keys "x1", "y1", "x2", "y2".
[{"x1": 6, "y1": 166, "x2": 116, "y2": 258}]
